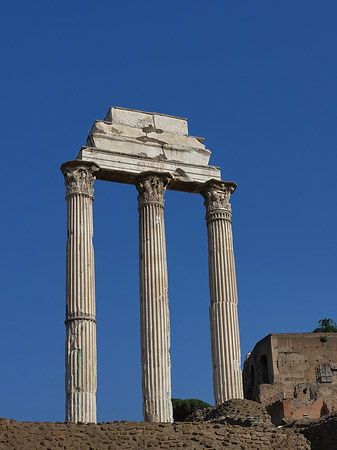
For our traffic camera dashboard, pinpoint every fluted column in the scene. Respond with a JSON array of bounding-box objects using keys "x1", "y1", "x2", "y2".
[
  {"x1": 136, "y1": 172, "x2": 173, "y2": 423},
  {"x1": 202, "y1": 180, "x2": 243, "y2": 405},
  {"x1": 61, "y1": 160, "x2": 99, "y2": 424}
]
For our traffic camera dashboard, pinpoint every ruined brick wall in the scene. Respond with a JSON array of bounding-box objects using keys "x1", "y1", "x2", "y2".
[
  {"x1": 243, "y1": 333, "x2": 337, "y2": 423},
  {"x1": 0, "y1": 418, "x2": 310, "y2": 449},
  {"x1": 270, "y1": 333, "x2": 337, "y2": 385},
  {"x1": 243, "y1": 334, "x2": 273, "y2": 401}
]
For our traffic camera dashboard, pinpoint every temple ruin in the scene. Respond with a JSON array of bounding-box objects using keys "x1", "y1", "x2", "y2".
[{"x1": 60, "y1": 107, "x2": 243, "y2": 424}]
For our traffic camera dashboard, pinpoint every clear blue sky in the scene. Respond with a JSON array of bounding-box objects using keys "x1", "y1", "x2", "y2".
[{"x1": 1, "y1": 1, "x2": 336, "y2": 422}]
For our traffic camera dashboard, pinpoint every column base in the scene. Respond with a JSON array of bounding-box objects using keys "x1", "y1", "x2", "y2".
[
  {"x1": 66, "y1": 392, "x2": 97, "y2": 424},
  {"x1": 143, "y1": 398, "x2": 173, "y2": 423}
]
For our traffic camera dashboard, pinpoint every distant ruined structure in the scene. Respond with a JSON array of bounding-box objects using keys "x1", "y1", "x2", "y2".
[
  {"x1": 243, "y1": 333, "x2": 337, "y2": 424},
  {"x1": 61, "y1": 107, "x2": 243, "y2": 424}
]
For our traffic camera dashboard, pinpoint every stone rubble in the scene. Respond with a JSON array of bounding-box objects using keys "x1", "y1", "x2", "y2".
[
  {"x1": 186, "y1": 399, "x2": 273, "y2": 428},
  {"x1": 286, "y1": 413, "x2": 337, "y2": 450}
]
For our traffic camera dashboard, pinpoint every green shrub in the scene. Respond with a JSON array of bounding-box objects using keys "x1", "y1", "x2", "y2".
[{"x1": 171, "y1": 398, "x2": 211, "y2": 422}]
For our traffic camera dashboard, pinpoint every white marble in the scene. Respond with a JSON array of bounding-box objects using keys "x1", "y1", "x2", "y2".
[
  {"x1": 78, "y1": 146, "x2": 220, "y2": 191},
  {"x1": 61, "y1": 107, "x2": 244, "y2": 423},
  {"x1": 137, "y1": 173, "x2": 173, "y2": 423},
  {"x1": 61, "y1": 161, "x2": 99, "y2": 424},
  {"x1": 203, "y1": 180, "x2": 244, "y2": 404},
  {"x1": 76, "y1": 107, "x2": 221, "y2": 191},
  {"x1": 104, "y1": 106, "x2": 188, "y2": 136}
]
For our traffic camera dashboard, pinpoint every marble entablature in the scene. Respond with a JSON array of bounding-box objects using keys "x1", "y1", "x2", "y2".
[{"x1": 77, "y1": 106, "x2": 222, "y2": 192}]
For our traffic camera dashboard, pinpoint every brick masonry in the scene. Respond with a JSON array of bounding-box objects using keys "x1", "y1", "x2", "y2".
[{"x1": 243, "y1": 333, "x2": 337, "y2": 424}]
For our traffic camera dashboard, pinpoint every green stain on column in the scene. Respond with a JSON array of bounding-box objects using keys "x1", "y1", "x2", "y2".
[
  {"x1": 77, "y1": 349, "x2": 82, "y2": 390},
  {"x1": 167, "y1": 392, "x2": 170, "y2": 421}
]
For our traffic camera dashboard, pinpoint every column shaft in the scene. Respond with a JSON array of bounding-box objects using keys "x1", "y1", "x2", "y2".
[
  {"x1": 203, "y1": 181, "x2": 243, "y2": 405},
  {"x1": 61, "y1": 161, "x2": 99, "y2": 423},
  {"x1": 137, "y1": 173, "x2": 173, "y2": 423}
]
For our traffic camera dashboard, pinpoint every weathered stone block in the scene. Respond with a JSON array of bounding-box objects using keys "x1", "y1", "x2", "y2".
[{"x1": 77, "y1": 107, "x2": 222, "y2": 192}]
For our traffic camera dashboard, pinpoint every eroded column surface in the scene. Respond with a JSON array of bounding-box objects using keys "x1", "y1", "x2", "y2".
[
  {"x1": 61, "y1": 161, "x2": 99, "y2": 424},
  {"x1": 202, "y1": 180, "x2": 243, "y2": 405},
  {"x1": 136, "y1": 173, "x2": 173, "y2": 423}
]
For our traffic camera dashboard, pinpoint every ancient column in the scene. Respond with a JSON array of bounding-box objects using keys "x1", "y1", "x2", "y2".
[
  {"x1": 202, "y1": 180, "x2": 243, "y2": 405},
  {"x1": 61, "y1": 160, "x2": 99, "y2": 424},
  {"x1": 136, "y1": 172, "x2": 173, "y2": 423}
]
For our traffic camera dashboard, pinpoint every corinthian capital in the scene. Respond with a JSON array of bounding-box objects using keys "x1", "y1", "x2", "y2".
[
  {"x1": 202, "y1": 180, "x2": 237, "y2": 213},
  {"x1": 136, "y1": 172, "x2": 171, "y2": 207},
  {"x1": 61, "y1": 161, "x2": 100, "y2": 198}
]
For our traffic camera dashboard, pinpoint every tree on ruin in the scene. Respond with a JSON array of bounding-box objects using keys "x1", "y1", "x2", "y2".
[{"x1": 313, "y1": 318, "x2": 337, "y2": 333}]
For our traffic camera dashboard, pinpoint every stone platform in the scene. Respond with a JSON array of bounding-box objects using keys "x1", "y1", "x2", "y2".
[{"x1": 0, "y1": 418, "x2": 310, "y2": 449}]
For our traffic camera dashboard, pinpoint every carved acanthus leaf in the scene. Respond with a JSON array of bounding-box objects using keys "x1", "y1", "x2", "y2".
[
  {"x1": 63, "y1": 165, "x2": 99, "y2": 197},
  {"x1": 136, "y1": 173, "x2": 171, "y2": 205},
  {"x1": 203, "y1": 181, "x2": 235, "y2": 212}
]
